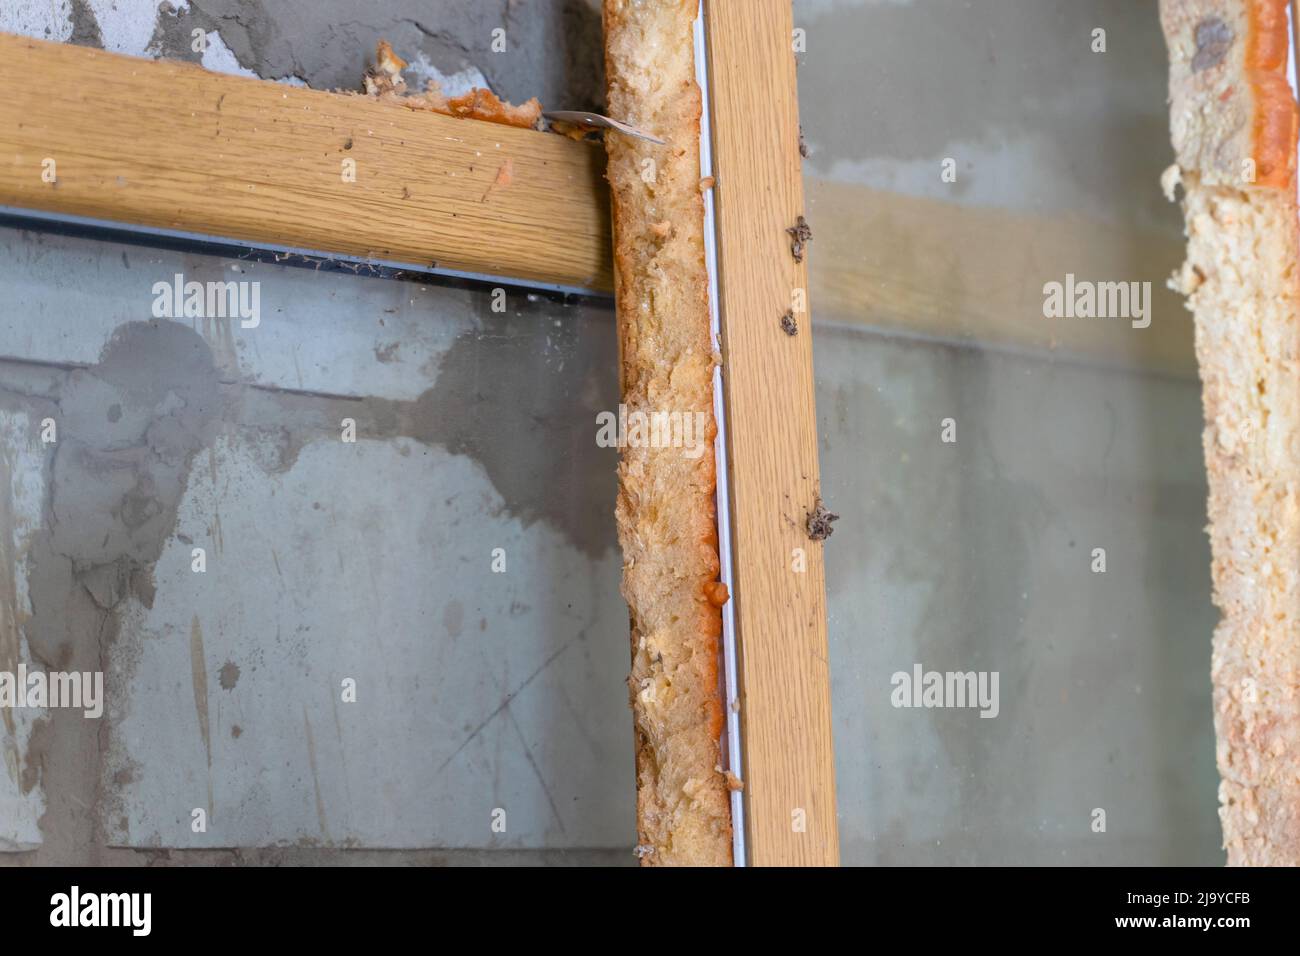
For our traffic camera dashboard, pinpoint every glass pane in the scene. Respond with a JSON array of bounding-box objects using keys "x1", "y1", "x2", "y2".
[
  {"x1": 796, "y1": 0, "x2": 1221, "y2": 863},
  {"x1": 0, "y1": 221, "x2": 632, "y2": 864}
]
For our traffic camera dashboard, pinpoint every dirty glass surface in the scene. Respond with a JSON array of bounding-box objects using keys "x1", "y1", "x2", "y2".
[
  {"x1": 0, "y1": 224, "x2": 632, "y2": 863},
  {"x1": 797, "y1": 0, "x2": 1221, "y2": 863}
]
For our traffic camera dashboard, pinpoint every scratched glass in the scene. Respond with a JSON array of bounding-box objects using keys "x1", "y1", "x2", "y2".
[{"x1": 0, "y1": 220, "x2": 631, "y2": 862}]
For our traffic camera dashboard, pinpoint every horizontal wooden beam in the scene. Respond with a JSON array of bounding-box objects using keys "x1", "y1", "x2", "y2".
[
  {"x1": 806, "y1": 177, "x2": 1195, "y2": 378},
  {"x1": 0, "y1": 32, "x2": 613, "y2": 292}
]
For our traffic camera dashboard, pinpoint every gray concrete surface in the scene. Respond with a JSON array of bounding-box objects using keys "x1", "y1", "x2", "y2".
[
  {"x1": 795, "y1": 0, "x2": 1174, "y2": 229},
  {"x1": 4, "y1": 0, "x2": 603, "y2": 108},
  {"x1": 0, "y1": 226, "x2": 633, "y2": 863}
]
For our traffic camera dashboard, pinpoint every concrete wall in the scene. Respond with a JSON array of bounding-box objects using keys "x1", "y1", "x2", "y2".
[{"x1": 6, "y1": 0, "x2": 604, "y2": 108}]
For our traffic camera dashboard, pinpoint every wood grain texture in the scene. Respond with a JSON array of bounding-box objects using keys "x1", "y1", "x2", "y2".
[
  {"x1": 0, "y1": 32, "x2": 612, "y2": 291},
  {"x1": 704, "y1": 0, "x2": 839, "y2": 866}
]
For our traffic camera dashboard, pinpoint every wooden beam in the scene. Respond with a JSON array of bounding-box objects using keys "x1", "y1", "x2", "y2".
[
  {"x1": 806, "y1": 177, "x2": 1195, "y2": 377},
  {"x1": 0, "y1": 32, "x2": 612, "y2": 291},
  {"x1": 704, "y1": 0, "x2": 839, "y2": 866}
]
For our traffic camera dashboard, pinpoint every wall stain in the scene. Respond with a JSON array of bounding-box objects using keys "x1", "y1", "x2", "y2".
[
  {"x1": 218, "y1": 660, "x2": 240, "y2": 691},
  {"x1": 443, "y1": 600, "x2": 464, "y2": 638},
  {"x1": 302, "y1": 706, "x2": 331, "y2": 843},
  {"x1": 231, "y1": 298, "x2": 619, "y2": 558},
  {"x1": 189, "y1": 616, "x2": 213, "y2": 815}
]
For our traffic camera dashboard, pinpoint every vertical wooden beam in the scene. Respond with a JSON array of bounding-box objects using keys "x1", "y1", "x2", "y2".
[{"x1": 703, "y1": 0, "x2": 839, "y2": 865}]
